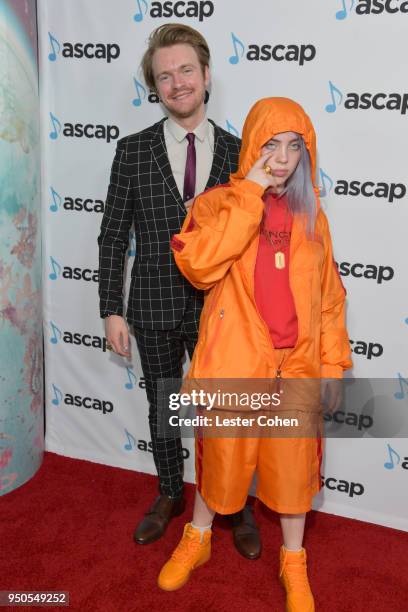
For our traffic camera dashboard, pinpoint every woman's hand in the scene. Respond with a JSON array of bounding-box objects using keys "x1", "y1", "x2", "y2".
[
  {"x1": 320, "y1": 378, "x2": 343, "y2": 414},
  {"x1": 245, "y1": 152, "x2": 280, "y2": 192}
]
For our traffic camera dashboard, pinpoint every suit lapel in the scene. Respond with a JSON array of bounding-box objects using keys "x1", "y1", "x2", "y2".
[
  {"x1": 205, "y1": 120, "x2": 230, "y2": 190},
  {"x1": 150, "y1": 119, "x2": 185, "y2": 214}
]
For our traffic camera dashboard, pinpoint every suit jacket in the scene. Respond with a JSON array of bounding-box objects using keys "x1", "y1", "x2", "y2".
[{"x1": 98, "y1": 117, "x2": 241, "y2": 330}]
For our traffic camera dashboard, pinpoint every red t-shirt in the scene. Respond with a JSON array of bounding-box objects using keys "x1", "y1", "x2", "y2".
[{"x1": 254, "y1": 191, "x2": 298, "y2": 348}]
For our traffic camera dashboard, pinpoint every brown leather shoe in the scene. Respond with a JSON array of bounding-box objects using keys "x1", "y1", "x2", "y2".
[
  {"x1": 231, "y1": 505, "x2": 262, "y2": 560},
  {"x1": 134, "y1": 494, "x2": 186, "y2": 545}
]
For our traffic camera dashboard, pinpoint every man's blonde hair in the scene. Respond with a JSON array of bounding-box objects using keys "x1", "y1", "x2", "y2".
[{"x1": 142, "y1": 23, "x2": 210, "y2": 91}]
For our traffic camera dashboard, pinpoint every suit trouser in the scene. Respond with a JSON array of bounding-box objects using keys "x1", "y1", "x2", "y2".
[{"x1": 133, "y1": 300, "x2": 199, "y2": 498}]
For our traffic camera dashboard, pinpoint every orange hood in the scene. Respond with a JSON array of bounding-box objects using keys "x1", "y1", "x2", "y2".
[{"x1": 231, "y1": 97, "x2": 318, "y2": 195}]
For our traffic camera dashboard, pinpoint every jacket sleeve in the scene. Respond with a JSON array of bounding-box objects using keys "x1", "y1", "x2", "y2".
[
  {"x1": 319, "y1": 211, "x2": 352, "y2": 378},
  {"x1": 171, "y1": 179, "x2": 265, "y2": 290},
  {"x1": 98, "y1": 139, "x2": 134, "y2": 318}
]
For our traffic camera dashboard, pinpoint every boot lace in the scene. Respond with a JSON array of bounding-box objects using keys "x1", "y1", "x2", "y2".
[
  {"x1": 280, "y1": 551, "x2": 310, "y2": 592},
  {"x1": 171, "y1": 531, "x2": 203, "y2": 568}
]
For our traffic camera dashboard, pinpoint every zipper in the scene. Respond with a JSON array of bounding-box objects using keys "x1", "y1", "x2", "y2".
[
  {"x1": 201, "y1": 307, "x2": 225, "y2": 369},
  {"x1": 246, "y1": 223, "x2": 302, "y2": 379},
  {"x1": 201, "y1": 280, "x2": 226, "y2": 369}
]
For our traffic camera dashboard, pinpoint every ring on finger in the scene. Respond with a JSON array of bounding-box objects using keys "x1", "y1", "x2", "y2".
[
  {"x1": 264, "y1": 164, "x2": 272, "y2": 174},
  {"x1": 106, "y1": 343, "x2": 114, "y2": 351}
]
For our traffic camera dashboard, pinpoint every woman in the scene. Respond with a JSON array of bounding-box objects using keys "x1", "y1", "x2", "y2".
[{"x1": 160, "y1": 98, "x2": 352, "y2": 610}]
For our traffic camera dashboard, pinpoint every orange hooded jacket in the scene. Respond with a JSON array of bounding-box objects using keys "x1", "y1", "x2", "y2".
[{"x1": 171, "y1": 97, "x2": 352, "y2": 380}]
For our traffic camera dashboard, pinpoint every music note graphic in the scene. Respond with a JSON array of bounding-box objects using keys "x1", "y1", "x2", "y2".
[
  {"x1": 319, "y1": 169, "x2": 334, "y2": 198},
  {"x1": 125, "y1": 367, "x2": 137, "y2": 390},
  {"x1": 49, "y1": 321, "x2": 62, "y2": 344},
  {"x1": 48, "y1": 32, "x2": 61, "y2": 61},
  {"x1": 124, "y1": 428, "x2": 137, "y2": 450},
  {"x1": 325, "y1": 81, "x2": 343, "y2": 113},
  {"x1": 132, "y1": 78, "x2": 147, "y2": 107},
  {"x1": 49, "y1": 186, "x2": 62, "y2": 212},
  {"x1": 226, "y1": 120, "x2": 239, "y2": 137},
  {"x1": 229, "y1": 33, "x2": 245, "y2": 65},
  {"x1": 394, "y1": 372, "x2": 408, "y2": 400},
  {"x1": 49, "y1": 256, "x2": 62, "y2": 280},
  {"x1": 133, "y1": 0, "x2": 148, "y2": 22},
  {"x1": 128, "y1": 231, "x2": 136, "y2": 257},
  {"x1": 384, "y1": 443, "x2": 400, "y2": 469},
  {"x1": 51, "y1": 383, "x2": 63, "y2": 406},
  {"x1": 336, "y1": 0, "x2": 355, "y2": 20},
  {"x1": 49, "y1": 112, "x2": 62, "y2": 140}
]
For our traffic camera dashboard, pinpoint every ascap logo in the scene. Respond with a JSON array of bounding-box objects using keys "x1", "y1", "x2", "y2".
[
  {"x1": 51, "y1": 383, "x2": 113, "y2": 415},
  {"x1": 48, "y1": 33, "x2": 120, "y2": 63},
  {"x1": 123, "y1": 428, "x2": 190, "y2": 458},
  {"x1": 131, "y1": 77, "x2": 161, "y2": 107},
  {"x1": 319, "y1": 173, "x2": 406, "y2": 203},
  {"x1": 133, "y1": 1, "x2": 214, "y2": 22},
  {"x1": 321, "y1": 475, "x2": 365, "y2": 497},
  {"x1": 335, "y1": 261, "x2": 394, "y2": 284},
  {"x1": 228, "y1": 33, "x2": 316, "y2": 66},
  {"x1": 49, "y1": 187, "x2": 105, "y2": 213},
  {"x1": 350, "y1": 339, "x2": 383, "y2": 359},
  {"x1": 325, "y1": 81, "x2": 408, "y2": 115},
  {"x1": 49, "y1": 322, "x2": 108, "y2": 352},
  {"x1": 324, "y1": 410, "x2": 374, "y2": 430},
  {"x1": 48, "y1": 257, "x2": 99, "y2": 282},
  {"x1": 49, "y1": 112, "x2": 119, "y2": 143},
  {"x1": 384, "y1": 443, "x2": 408, "y2": 470},
  {"x1": 336, "y1": 0, "x2": 408, "y2": 19}
]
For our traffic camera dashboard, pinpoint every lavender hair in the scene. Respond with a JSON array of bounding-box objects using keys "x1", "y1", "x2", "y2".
[{"x1": 281, "y1": 136, "x2": 317, "y2": 236}]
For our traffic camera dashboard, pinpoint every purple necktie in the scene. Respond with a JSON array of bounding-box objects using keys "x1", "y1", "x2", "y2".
[{"x1": 183, "y1": 132, "x2": 196, "y2": 203}]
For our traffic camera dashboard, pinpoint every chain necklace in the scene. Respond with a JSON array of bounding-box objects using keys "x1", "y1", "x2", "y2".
[{"x1": 261, "y1": 195, "x2": 291, "y2": 270}]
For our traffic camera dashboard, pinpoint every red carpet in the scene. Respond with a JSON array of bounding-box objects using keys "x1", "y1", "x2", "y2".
[{"x1": 1, "y1": 452, "x2": 407, "y2": 612}]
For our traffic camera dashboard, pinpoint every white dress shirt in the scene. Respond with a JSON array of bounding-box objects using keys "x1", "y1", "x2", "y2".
[{"x1": 163, "y1": 116, "x2": 215, "y2": 201}]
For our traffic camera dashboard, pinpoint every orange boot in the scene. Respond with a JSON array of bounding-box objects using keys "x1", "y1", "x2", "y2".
[
  {"x1": 158, "y1": 523, "x2": 211, "y2": 591},
  {"x1": 279, "y1": 546, "x2": 315, "y2": 612}
]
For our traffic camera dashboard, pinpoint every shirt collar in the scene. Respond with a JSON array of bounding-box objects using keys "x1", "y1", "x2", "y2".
[{"x1": 166, "y1": 116, "x2": 209, "y2": 143}]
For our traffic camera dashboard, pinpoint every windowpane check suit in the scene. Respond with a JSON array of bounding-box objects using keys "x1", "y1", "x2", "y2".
[{"x1": 98, "y1": 117, "x2": 240, "y2": 496}]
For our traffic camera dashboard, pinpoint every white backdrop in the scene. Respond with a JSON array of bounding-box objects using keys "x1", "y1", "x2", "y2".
[{"x1": 39, "y1": 0, "x2": 408, "y2": 531}]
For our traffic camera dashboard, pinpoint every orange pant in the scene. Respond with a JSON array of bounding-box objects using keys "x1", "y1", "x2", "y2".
[
  {"x1": 194, "y1": 349, "x2": 323, "y2": 514},
  {"x1": 195, "y1": 434, "x2": 322, "y2": 515}
]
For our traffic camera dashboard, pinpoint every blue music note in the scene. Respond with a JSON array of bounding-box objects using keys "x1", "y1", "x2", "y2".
[
  {"x1": 132, "y1": 77, "x2": 147, "y2": 107},
  {"x1": 49, "y1": 112, "x2": 62, "y2": 140},
  {"x1": 226, "y1": 120, "x2": 239, "y2": 137},
  {"x1": 124, "y1": 428, "x2": 137, "y2": 450},
  {"x1": 319, "y1": 169, "x2": 334, "y2": 198},
  {"x1": 384, "y1": 443, "x2": 400, "y2": 469},
  {"x1": 336, "y1": 0, "x2": 355, "y2": 20},
  {"x1": 48, "y1": 32, "x2": 61, "y2": 61},
  {"x1": 325, "y1": 81, "x2": 343, "y2": 113},
  {"x1": 229, "y1": 33, "x2": 245, "y2": 65},
  {"x1": 128, "y1": 231, "x2": 136, "y2": 257},
  {"x1": 49, "y1": 187, "x2": 62, "y2": 212},
  {"x1": 394, "y1": 373, "x2": 408, "y2": 400},
  {"x1": 133, "y1": 0, "x2": 148, "y2": 22},
  {"x1": 49, "y1": 256, "x2": 61, "y2": 280},
  {"x1": 49, "y1": 321, "x2": 62, "y2": 344},
  {"x1": 51, "y1": 384, "x2": 63, "y2": 406},
  {"x1": 125, "y1": 367, "x2": 137, "y2": 390}
]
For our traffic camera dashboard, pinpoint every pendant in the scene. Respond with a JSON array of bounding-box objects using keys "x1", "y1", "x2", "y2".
[{"x1": 275, "y1": 251, "x2": 285, "y2": 269}]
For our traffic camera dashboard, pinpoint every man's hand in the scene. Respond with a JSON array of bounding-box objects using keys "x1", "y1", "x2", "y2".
[
  {"x1": 184, "y1": 198, "x2": 194, "y2": 210},
  {"x1": 105, "y1": 315, "x2": 130, "y2": 357},
  {"x1": 320, "y1": 378, "x2": 343, "y2": 414}
]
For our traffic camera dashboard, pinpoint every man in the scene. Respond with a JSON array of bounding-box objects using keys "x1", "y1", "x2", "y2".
[{"x1": 98, "y1": 24, "x2": 260, "y2": 559}]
